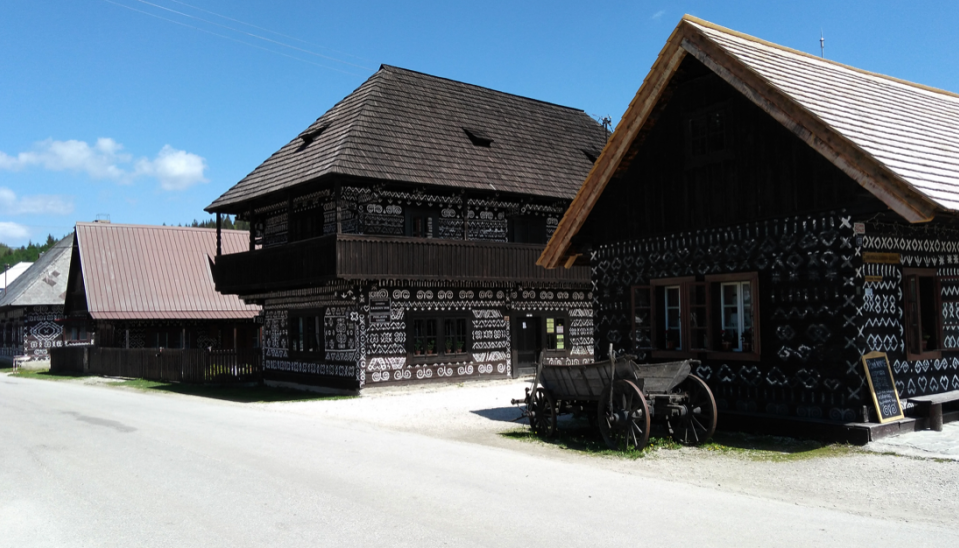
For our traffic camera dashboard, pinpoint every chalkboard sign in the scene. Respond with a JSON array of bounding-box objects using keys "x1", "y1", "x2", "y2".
[{"x1": 861, "y1": 351, "x2": 904, "y2": 423}]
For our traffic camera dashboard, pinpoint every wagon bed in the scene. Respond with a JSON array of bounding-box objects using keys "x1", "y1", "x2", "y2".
[{"x1": 517, "y1": 348, "x2": 717, "y2": 451}]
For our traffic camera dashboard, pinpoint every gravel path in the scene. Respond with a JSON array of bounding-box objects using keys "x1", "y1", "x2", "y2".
[{"x1": 264, "y1": 378, "x2": 959, "y2": 528}]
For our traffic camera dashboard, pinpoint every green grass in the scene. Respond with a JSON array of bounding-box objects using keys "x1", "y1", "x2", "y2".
[
  {"x1": 503, "y1": 419, "x2": 857, "y2": 461},
  {"x1": 501, "y1": 421, "x2": 682, "y2": 459},
  {"x1": 106, "y1": 378, "x2": 355, "y2": 403}
]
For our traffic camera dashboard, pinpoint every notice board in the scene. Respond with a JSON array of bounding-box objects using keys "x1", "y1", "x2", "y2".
[{"x1": 861, "y1": 351, "x2": 905, "y2": 423}]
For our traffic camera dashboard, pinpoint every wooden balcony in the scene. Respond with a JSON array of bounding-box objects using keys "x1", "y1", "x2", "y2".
[{"x1": 211, "y1": 234, "x2": 590, "y2": 294}]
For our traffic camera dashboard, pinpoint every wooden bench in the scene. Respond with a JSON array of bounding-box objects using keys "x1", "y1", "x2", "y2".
[{"x1": 908, "y1": 390, "x2": 959, "y2": 432}]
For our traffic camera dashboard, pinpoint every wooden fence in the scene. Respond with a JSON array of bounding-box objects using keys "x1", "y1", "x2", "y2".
[{"x1": 50, "y1": 347, "x2": 261, "y2": 383}]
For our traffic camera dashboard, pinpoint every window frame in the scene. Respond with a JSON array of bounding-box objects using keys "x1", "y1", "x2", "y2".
[
  {"x1": 902, "y1": 268, "x2": 942, "y2": 361},
  {"x1": 405, "y1": 208, "x2": 436, "y2": 238},
  {"x1": 289, "y1": 309, "x2": 325, "y2": 358},
  {"x1": 706, "y1": 273, "x2": 760, "y2": 361},
  {"x1": 633, "y1": 272, "x2": 760, "y2": 361},
  {"x1": 407, "y1": 312, "x2": 472, "y2": 364},
  {"x1": 684, "y1": 103, "x2": 733, "y2": 168}
]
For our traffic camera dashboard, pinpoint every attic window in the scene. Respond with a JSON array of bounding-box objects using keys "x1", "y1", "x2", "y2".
[
  {"x1": 300, "y1": 124, "x2": 329, "y2": 146},
  {"x1": 463, "y1": 127, "x2": 493, "y2": 147}
]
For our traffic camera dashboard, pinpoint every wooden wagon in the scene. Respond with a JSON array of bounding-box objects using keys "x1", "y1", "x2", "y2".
[{"x1": 514, "y1": 348, "x2": 717, "y2": 451}]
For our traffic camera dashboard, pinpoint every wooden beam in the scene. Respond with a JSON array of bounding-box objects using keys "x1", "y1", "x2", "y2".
[{"x1": 564, "y1": 254, "x2": 581, "y2": 269}]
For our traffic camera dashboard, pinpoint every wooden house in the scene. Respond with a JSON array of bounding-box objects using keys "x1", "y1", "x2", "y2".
[
  {"x1": 63, "y1": 222, "x2": 262, "y2": 350},
  {"x1": 540, "y1": 16, "x2": 959, "y2": 423},
  {"x1": 205, "y1": 65, "x2": 607, "y2": 390},
  {"x1": 0, "y1": 235, "x2": 75, "y2": 362}
]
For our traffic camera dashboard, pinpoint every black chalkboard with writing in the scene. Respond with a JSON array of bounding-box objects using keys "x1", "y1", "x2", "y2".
[{"x1": 861, "y1": 351, "x2": 905, "y2": 423}]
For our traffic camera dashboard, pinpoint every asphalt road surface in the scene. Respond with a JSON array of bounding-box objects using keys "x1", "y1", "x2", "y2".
[{"x1": 2, "y1": 376, "x2": 956, "y2": 547}]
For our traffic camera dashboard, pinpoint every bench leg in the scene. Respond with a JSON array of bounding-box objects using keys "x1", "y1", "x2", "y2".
[{"x1": 930, "y1": 403, "x2": 943, "y2": 432}]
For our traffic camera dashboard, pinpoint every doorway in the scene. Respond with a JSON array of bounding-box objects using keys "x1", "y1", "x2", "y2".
[{"x1": 514, "y1": 316, "x2": 542, "y2": 374}]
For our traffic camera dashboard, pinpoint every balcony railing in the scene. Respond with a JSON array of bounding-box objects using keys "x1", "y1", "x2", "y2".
[{"x1": 211, "y1": 234, "x2": 589, "y2": 295}]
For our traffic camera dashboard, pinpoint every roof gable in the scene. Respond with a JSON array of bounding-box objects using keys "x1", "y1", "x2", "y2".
[
  {"x1": 540, "y1": 15, "x2": 954, "y2": 268},
  {"x1": 0, "y1": 236, "x2": 72, "y2": 308},
  {"x1": 74, "y1": 223, "x2": 260, "y2": 320},
  {"x1": 207, "y1": 65, "x2": 609, "y2": 212}
]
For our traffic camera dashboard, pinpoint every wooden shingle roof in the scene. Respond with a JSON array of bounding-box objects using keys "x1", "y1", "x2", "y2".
[
  {"x1": 540, "y1": 16, "x2": 959, "y2": 268},
  {"x1": 75, "y1": 223, "x2": 260, "y2": 320},
  {"x1": 207, "y1": 65, "x2": 608, "y2": 213}
]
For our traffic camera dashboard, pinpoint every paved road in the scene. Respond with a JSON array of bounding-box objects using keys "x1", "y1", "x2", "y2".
[{"x1": 2, "y1": 376, "x2": 956, "y2": 547}]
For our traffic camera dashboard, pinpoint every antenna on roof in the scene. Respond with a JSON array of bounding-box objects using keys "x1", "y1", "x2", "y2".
[
  {"x1": 95, "y1": 213, "x2": 111, "y2": 223},
  {"x1": 820, "y1": 29, "x2": 825, "y2": 59},
  {"x1": 600, "y1": 116, "x2": 612, "y2": 142}
]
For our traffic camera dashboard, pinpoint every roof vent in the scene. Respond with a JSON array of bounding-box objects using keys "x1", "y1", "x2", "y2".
[
  {"x1": 463, "y1": 127, "x2": 493, "y2": 147},
  {"x1": 299, "y1": 124, "x2": 329, "y2": 147}
]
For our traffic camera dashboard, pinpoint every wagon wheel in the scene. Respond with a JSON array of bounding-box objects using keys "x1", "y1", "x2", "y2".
[
  {"x1": 597, "y1": 380, "x2": 650, "y2": 451},
  {"x1": 528, "y1": 387, "x2": 557, "y2": 438},
  {"x1": 668, "y1": 374, "x2": 717, "y2": 446}
]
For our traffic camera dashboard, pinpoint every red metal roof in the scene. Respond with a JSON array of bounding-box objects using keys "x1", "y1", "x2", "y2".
[{"x1": 75, "y1": 222, "x2": 261, "y2": 321}]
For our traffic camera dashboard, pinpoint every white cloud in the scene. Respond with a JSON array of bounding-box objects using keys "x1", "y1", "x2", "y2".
[
  {"x1": 135, "y1": 145, "x2": 208, "y2": 191},
  {"x1": 0, "y1": 187, "x2": 74, "y2": 215},
  {"x1": 652, "y1": 10, "x2": 666, "y2": 20},
  {"x1": 0, "y1": 138, "x2": 208, "y2": 191},
  {"x1": 0, "y1": 222, "x2": 30, "y2": 241}
]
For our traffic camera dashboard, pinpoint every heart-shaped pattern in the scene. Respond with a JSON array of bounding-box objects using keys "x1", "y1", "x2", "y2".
[{"x1": 738, "y1": 365, "x2": 762, "y2": 386}]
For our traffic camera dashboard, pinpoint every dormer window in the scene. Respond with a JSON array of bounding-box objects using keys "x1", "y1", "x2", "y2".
[
  {"x1": 299, "y1": 124, "x2": 329, "y2": 147},
  {"x1": 463, "y1": 127, "x2": 493, "y2": 147}
]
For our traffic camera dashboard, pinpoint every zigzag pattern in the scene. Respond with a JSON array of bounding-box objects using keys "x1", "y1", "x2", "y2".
[{"x1": 863, "y1": 318, "x2": 900, "y2": 329}]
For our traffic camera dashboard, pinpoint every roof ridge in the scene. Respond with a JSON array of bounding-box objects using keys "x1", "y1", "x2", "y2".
[
  {"x1": 682, "y1": 15, "x2": 959, "y2": 101},
  {"x1": 378, "y1": 64, "x2": 588, "y2": 113},
  {"x1": 75, "y1": 222, "x2": 247, "y2": 234}
]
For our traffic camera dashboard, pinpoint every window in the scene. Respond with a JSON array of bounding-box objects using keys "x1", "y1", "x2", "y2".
[
  {"x1": 720, "y1": 281, "x2": 753, "y2": 352},
  {"x1": 903, "y1": 268, "x2": 941, "y2": 359},
  {"x1": 405, "y1": 209, "x2": 435, "y2": 238},
  {"x1": 509, "y1": 216, "x2": 547, "y2": 244},
  {"x1": 409, "y1": 314, "x2": 470, "y2": 361},
  {"x1": 290, "y1": 311, "x2": 323, "y2": 355},
  {"x1": 632, "y1": 273, "x2": 759, "y2": 359},
  {"x1": 685, "y1": 106, "x2": 731, "y2": 167}
]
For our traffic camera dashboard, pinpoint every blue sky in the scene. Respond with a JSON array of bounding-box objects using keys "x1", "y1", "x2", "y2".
[{"x1": 2, "y1": 0, "x2": 958, "y2": 246}]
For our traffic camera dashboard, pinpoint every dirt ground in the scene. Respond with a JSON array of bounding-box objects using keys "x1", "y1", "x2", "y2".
[{"x1": 260, "y1": 378, "x2": 959, "y2": 529}]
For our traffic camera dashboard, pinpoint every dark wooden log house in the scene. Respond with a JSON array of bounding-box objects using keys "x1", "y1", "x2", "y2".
[
  {"x1": 0, "y1": 235, "x2": 76, "y2": 362},
  {"x1": 540, "y1": 16, "x2": 959, "y2": 423},
  {"x1": 63, "y1": 222, "x2": 262, "y2": 350},
  {"x1": 206, "y1": 65, "x2": 607, "y2": 390}
]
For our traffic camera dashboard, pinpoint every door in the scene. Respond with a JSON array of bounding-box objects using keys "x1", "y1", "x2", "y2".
[{"x1": 514, "y1": 316, "x2": 542, "y2": 372}]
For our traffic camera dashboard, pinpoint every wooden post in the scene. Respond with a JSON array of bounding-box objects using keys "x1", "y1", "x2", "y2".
[
  {"x1": 334, "y1": 183, "x2": 343, "y2": 234},
  {"x1": 216, "y1": 213, "x2": 222, "y2": 256},
  {"x1": 462, "y1": 192, "x2": 469, "y2": 241},
  {"x1": 248, "y1": 211, "x2": 255, "y2": 251},
  {"x1": 930, "y1": 403, "x2": 944, "y2": 432}
]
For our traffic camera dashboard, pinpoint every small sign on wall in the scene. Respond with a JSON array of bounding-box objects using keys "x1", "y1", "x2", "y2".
[{"x1": 862, "y1": 252, "x2": 901, "y2": 264}]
